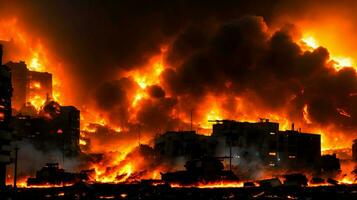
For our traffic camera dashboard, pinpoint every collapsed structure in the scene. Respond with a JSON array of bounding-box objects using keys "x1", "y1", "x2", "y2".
[
  {"x1": 27, "y1": 163, "x2": 88, "y2": 186},
  {"x1": 0, "y1": 41, "x2": 80, "y2": 158},
  {"x1": 155, "y1": 119, "x2": 321, "y2": 173}
]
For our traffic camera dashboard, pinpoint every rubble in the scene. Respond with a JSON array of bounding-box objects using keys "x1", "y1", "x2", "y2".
[
  {"x1": 283, "y1": 173, "x2": 308, "y2": 187},
  {"x1": 26, "y1": 163, "x2": 89, "y2": 186},
  {"x1": 2, "y1": 183, "x2": 357, "y2": 200},
  {"x1": 258, "y1": 178, "x2": 282, "y2": 187}
]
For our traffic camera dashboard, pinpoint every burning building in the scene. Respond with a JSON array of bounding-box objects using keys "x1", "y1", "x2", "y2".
[
  {"x1": 4, "y1": 56, "x2": 79, "y2": 157},
  {"x1": 212, "y1": 119, "x2": 321, "y2": 170},
  {"x1": 6, "y1": 61, "x2": 52, "y2": 111},
  {"x1": 154, "y1": 130, "x2": 218, "y2": 159},
  {"x1": 56, "y1": 106, "x2": 80, "y2": 156},
  {"x1": 0, "y1": 45, "x2": 13, "y2": 190},
  {"x1": 11, "y1": 102, "x2": 80, "y2": 156},
  {"x1": 155, "y1": 119, "x2": 321, "y2": 174}
]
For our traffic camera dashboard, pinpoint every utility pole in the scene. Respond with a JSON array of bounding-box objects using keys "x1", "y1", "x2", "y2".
[
  {"x1": 229, "y1": 140, "x2": 232, "y2": 171},
  {"x1": 62, "y1": 132, "x2": 65, "y2": 170},
  {"x1": 13, "y1": 146, "x2": 19, "y2": 190},
  {"x1": 190, "y1": 109, "x2": 193, "y2": 131},
  {"x1": 138, "y1": 125, "x2": 141, "y2": 146}
]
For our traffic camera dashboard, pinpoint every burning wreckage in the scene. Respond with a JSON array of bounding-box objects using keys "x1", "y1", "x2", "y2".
[
  {"x1": 13, "y1": 118, "x2": 357, "y2": 188},
  {"x1": 26, "y1": 163, "x2": 89, "y2": 186}
]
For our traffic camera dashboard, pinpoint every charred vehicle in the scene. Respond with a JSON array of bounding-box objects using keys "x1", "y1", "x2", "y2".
[
  {"x1": 161, "y1": 157, "x2": 238, "y2": 185},
  {"x1": 27, "y1": 163, "x2": 89, "y2": 186}
]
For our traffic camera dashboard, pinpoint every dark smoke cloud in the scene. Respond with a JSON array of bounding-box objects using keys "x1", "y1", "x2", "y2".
[
  {"x1": 0, "y1": 0, "x2": 355, "y2": 92},
  {"x1": 136, "y1": 97, "x2": 178, "y2": 131},
  {"x1": 0, "y1": 0, "x2": 290, "y2": 102},
  {"x1": 147, "y1": 85, "x2": 165, "y2": 99},
  {"x1": 2, "y1": 1, "x2": 357, "y2": 143},
  {"x1": 164, "y1": 15, "x2": 357, "y2": 138},
  {"x1": 93, "y1": 77, "x2": 137, "y2": 126}
]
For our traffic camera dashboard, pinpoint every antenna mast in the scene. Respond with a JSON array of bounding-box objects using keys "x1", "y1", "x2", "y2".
[{"x1": 190, "y1": 109, "x2": 193, "y2": 131}]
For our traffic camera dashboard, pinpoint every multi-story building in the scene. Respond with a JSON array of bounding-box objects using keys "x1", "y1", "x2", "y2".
[
  {"x1": 11, "y1": 103, "x2": 81, "y2": 157},
  {"x1": 5, "y1": 61, "x2": 52, "y2": 110},
  {"x1": 155, "y1": 131, "x2": 218, "y2": 159},
  {"x1": 212, "y1": 119, "x2": 281, "y2": 167},
  {"x1": 0, "y1": 45, "x2": 13, "y2": 189},
  {"x1": 155, "y1": 119, "x2": 321, "y2": 171},
  {"x1": 57, "y1": 106, "x2": 80, "y2": 156}
]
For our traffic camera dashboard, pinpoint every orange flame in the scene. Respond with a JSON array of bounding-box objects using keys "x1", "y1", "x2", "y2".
[{"x1": 2, "y1": 17, "x2": 357, "y2": 186}]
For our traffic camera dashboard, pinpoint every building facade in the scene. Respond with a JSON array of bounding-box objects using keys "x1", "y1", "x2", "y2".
[
  {"x1": 11, "y1": 103, "x2": 81, "y2": 157},
  {"x1": 6, "y1": 61, "x2": 52, "y2": 110},
  {"x1": 0, "y1": 45, "x2": 13, "y2": 189},
  {"x1": 155, "y1": 119, "x2": 321, "y2": 172}
]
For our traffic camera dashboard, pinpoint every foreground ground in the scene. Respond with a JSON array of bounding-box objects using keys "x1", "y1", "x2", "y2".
[{"x1": 1, "y1": 183, "x2": 357, "y2": 200}]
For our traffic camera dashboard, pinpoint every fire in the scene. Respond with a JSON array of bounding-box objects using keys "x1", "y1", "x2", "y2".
[
  {"x1": 92, "y1": 162, "x2": 134, "y2": 183},
  {"x1": 301, "y1": 35, "x2": 355, "y2": 71},
  {"x1": 132, "y1": 92, "x2": 146, "y2": 107},
  {"x1": 30, "y1": 81, "x2": 41, "y2": 89},
  {"x1": 124, "y1": 47, "x2": 166, "y2": 109},
  {"x1": 28, "y1": 95, "x2": 46, "y2": 110},
  {"x1": 26, "y1": 184, "x2": 73, "y2": 188},
  {"x1": 2, "y1": 16, "x2": 357, "y2": 187},
  {"x1": 333, "y1": 57, "x2": 354, "y2": 68},
  {"x1": 303, "y1": 104, "x2": 312, "y2": 124},
  {"x1": 301, "y1": 36, "x2": 319, "y2": 49},
  {"x1": 29, "y1": 51, "x2": 44, "y2": 71},
  {"x1": 203, "y1": 108, "x2": 222, "y2": 129},
  {"x1": 79, "y1": 139, "x2": 87, "y2": 146},
  {"x1": 0, "y1": 18, "x2": 67, "y2": 109},
  {"x1": 171, "y1": 181, "x2": 245, "y2": 188},
  {"x1": 126, "y1": 48, "x2": 165, "y2": 89},
  {"x1": 116, "y1": 164, "x2": 133, "y2": 182}
]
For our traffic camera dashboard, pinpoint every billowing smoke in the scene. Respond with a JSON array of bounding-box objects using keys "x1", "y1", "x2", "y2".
[
  {"x1": 2, "y1": 1, "x2": 357, "y2": 182},
  {"x1": 8, "y1": 140, "x2": 83, "y2": 183},
  {"x1": 0, "y1": 0, "x2": 319, "y2": 102},
  {"x1": 87, "y1": 16, "x2": 357, "y2": 148},
  {"x1": 161, "y1": 15, "x2": 357, "y2": 145}
]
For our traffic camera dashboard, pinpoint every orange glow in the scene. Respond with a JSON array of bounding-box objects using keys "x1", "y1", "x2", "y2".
[
  {"x1": 26, "y1": 183, "x2": 73, "y2": 188},
  {"x1": 28, "y1": 95, "x2": 46, "y2": 110},
  {"x1": 29, "y1": 51, "x2": 44, "y2": 71},
  {"x1": 301, "y1": 35, "x2": 319, "y2": 49},
  {"x1": 2, "y1": 15, "x2": 357, "y2": 186},
  {"x1": 123, "y1": 46, "x2": 167, "y2": 110},
  {"x1": 29, "y1": 81, "x2": 41, "y2": 89},
  {"x1": 337, "y1": 161, "x2": 357, "y2": 185},
  {"x1": 132, "y1": 91, "x2": 146, "y2": 107},
  {"x1": 0, "y1": 18, "x2": 67, "y2": 108},
  {"x1": 303, "y1": 104, "x2": 312, "y2": 124},
  {"x1": 300, "y1": 34, "x2": 355, "y2": 71},
  {"x1": 171, "y1": 181, "x2": 245, "y2": 188},
  {"x1": 79, "y1": 139, "x2": 87, "y2": 146},
  {"x1": 126, "y1": 49, "x2": 165, "y2": 89}
]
